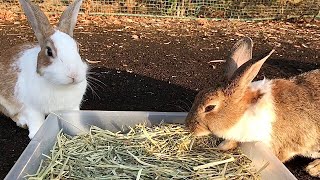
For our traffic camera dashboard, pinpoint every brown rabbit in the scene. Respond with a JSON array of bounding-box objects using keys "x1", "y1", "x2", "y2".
[{"x1": 185, "y1": 37, "x2": 320, "y2": 177}]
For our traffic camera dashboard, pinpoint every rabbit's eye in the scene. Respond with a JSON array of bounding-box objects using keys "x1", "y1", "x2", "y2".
[
  {"x1": 46, "y1": 47, "x2": 53, "y2": 57},
  {"x1": 205, "y1": 105, "x2": 216, "y2": 112}
]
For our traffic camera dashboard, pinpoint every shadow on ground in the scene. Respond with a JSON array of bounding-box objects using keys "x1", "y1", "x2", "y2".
[{"x1": 82, "y1": 67, "x2": 197, "y2": 111}]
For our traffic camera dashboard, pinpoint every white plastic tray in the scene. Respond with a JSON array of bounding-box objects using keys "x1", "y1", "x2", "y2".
[{"x1": 5, "y1": 111, "x2": 297, "y2": 180}]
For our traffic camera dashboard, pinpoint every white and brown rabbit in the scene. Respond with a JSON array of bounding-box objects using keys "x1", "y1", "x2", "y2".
[
  {"x1": 0, "y1": 0, "x2": 88, "y2": 139},
  {"x1": 185, "y1": 37, "x2": 320, "y2": 177}
]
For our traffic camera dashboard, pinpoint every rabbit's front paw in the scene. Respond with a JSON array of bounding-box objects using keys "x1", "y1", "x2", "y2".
[
  {"x1": 28, "y1": 130, "x2": 37, "y2": 139},
  {"x1": 20, "y1": 109, "x2": 45, "y2": 139},
  {"x1": 217, "y1": 140, "x2": 238, "y2": 151},
  {"x1": 16, "y1": 117, "x2": 28, "y2": 129},
  {"x1": 306, "y1": 159, "x2": 320, "y2": 177}
]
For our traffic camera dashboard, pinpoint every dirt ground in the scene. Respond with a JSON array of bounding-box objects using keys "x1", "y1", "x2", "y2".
[{"x1": 0, "y1": 17, "x2": 319, "y2": 179}]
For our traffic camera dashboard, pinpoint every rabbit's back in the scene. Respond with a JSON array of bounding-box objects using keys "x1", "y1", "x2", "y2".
[
  {"x1": 270, "y1": 69, "x2": 320, "y2": 161},
  {"x1": 297, "y1": 69, "x2": 320, "y2": 92},
  {"x1": 0, "y1": 44, "x2": 36, "y2": 95},
  {"x1": 291, "y1": 69, "x2": 320, "y2": 106},
  {"x1": 272, "y1": 69, "x2": 320, "y2": 125},
  {"x1": 0, "y1": 43, "x2": 36, "y2": 117},
  {"x1": 273, "y1": 69, "x2": 320, "y2": 111}
]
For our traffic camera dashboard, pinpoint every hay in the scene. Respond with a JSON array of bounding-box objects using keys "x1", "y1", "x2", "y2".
[{"x1": 26, "y1": 124, "x2": 261, "y2": 179}]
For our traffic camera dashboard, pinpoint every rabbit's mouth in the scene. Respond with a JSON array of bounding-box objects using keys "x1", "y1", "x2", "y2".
[
  {"x1": 42, "y1": 73, "x2": 87, "y2": 86},
  {"x1": 65, "y1": 78, "x2": 87, "y2": 86},
  {"x1": 192, "y1": 125, "x2": 211, "y2": 137},
  {"x1": 186, "y1": 120, "x2": 211, "y2": 136},
  {"x1": 67, "y1": 76, "x2": 86, "y2": 85}
]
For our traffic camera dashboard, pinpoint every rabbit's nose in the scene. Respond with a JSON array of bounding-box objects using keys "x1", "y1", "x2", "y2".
[
  {"x1": 68, "y1": 72, "x2": 78, "y2": 83},
  {"x1": 67, "y1": 76, "x2": 75, "y2": 83}
]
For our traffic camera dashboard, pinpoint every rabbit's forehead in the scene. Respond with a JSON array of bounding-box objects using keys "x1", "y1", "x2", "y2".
[
  {"x1": 50, "y1": 30, "x2": 78, "y2": 56},
  {"x1": 198, "y1": 88, "x2": 224, "y2": 104}
]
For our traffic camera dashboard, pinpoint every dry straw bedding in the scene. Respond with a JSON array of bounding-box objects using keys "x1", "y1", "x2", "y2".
[{"x1": 27, "y1": 124, "x2": 263, "y2": 179}]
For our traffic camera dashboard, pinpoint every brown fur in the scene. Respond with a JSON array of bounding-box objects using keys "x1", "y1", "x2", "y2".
[
  {"x1": 217, "y1": 139, "x2": 239, "y2": 151},
  {"x1": 0, "y1": 43, "x2": 36, "y2": 119},
  {"x1": 271, "y1": 69, "x2": 320, "y2": 162},
  {"x1": 306, "y1": 159, "x2": 320, "y2": 177},
  {"x1": 225, "y1": 37, "x2": 253, "y2": 80},
  {"x1": 186, "y1": 85, "x2": 252, "y2": 135},
  {"x1": 186, "y1": 37, "x2": 320, "y2": 177},
  {"x1": 186, "y1": 53, "x2": 271, "y2": 136},
  {"x1": 57, "y1": 0, "x2": 83, "y2": 37},
  {"x1": 37, "y1": 39, "x2": 56, "y2": 75},
  {"x1": 20, "y1": 0, "x2": 54, "y2": 45},
  {"x1": 187, "y1": 84, "x2": 265, "y2": 135},
  {"x1": 185, "y1": 39, "x2": 271, "y2": 138},
  {"x1": 244, "y1": 89, "x2": 264, "y2": 104},
  {"x1": 29, "y1": 5, "x2": 54, "y2": 43}
]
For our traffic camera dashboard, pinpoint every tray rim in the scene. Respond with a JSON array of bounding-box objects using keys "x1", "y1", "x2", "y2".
[{"x1": 5, "y1": 110, "x2": 297, "y2": 180}]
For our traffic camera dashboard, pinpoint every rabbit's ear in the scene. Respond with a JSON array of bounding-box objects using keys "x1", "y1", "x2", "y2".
[
  {"x1": 18, "y1": 0, "x2": 54, "y2": 45},
  {"x1": 57, "y1": 0, "x2": 83, "y2": 37},
  {"x1": 230, "y1": 50, "x2": 274, "y2": 97},
  {"x1": 225, "y1": 37, "x2": 253, "y2": 80}
]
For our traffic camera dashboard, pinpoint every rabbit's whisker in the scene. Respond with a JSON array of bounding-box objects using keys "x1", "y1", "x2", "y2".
[{"x1": 86, "y1": 82, "x2": 101, "y2": 99}]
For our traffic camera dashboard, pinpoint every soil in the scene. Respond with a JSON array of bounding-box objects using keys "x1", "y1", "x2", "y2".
[{"x1": 0, "y1": 17, "x2": 319, "y2": 179}]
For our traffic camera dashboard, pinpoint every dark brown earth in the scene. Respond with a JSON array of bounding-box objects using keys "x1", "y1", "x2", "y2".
[{"x1": 0, "y1": 17, "x2": 319, "y2": 179}]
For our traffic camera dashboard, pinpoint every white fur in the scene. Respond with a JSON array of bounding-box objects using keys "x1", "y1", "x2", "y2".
[
  {"x1": 216, "y1": 79, "x2": 275, "y2": 147},
  {"x1": 13, "y1": 30, "x2": 87, "y2": 138},
  {"x1": 42, "y1": 31, "x2": 87, "y2": 85}
]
